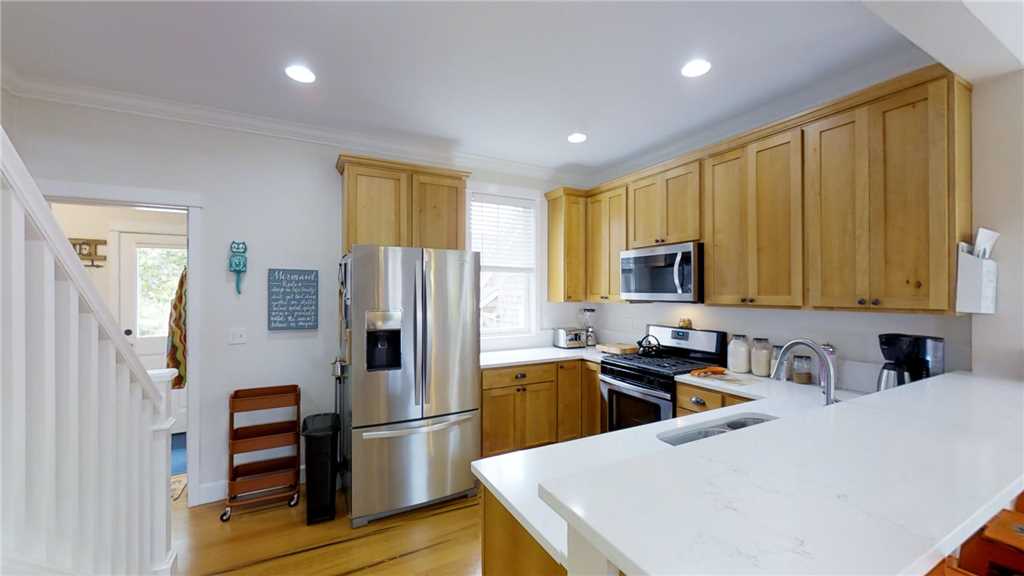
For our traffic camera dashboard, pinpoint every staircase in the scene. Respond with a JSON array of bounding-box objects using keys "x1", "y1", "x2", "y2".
[{"x1": 0, "y1": 127, "x2": 177, "y2": 575}]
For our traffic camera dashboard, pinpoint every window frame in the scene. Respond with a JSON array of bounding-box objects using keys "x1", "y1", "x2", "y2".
[{"x1": 469, "y1": 191, "x2": 540, "y2": 339}]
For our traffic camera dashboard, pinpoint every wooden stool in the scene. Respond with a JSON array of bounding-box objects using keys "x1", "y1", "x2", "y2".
[{"x1": 958, "y1": 509, "x2": 1024, "y2": 575}]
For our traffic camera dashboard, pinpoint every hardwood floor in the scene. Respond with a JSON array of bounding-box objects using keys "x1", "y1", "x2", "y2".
[{"x1": 172, "y1": 488, "x2": 481, "y2": 575}]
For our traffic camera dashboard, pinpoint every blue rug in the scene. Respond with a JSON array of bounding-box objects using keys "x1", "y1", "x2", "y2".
[{"x1": 171, "y1": 432, "x2": 187, "y2": 475}]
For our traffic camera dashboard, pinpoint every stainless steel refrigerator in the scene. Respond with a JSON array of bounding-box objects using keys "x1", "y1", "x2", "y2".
[{"x1": 339, "y1": 245, "x2": 480, "y2": 527}]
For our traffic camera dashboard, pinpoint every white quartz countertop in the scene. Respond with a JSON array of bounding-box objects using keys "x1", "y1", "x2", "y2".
[
  {"x1": 470, "y1": 365, "x2": 862, "y2": 565},
  {"x1": 480, "y1": 346, "x2": 605, "y2": 369},
  {"x1": 539, "y1": 372, "x2": 1024, "y2": 575}
]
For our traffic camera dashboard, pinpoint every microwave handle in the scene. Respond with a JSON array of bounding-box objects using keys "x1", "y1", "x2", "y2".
[{"x1": 673, "y1": 252, "x2": 683, "y2": 293}]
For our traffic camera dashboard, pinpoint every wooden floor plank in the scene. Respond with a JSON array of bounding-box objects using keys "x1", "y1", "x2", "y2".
[{"x1": 172, "y1": 486, "x2": 481, "y2": 575}]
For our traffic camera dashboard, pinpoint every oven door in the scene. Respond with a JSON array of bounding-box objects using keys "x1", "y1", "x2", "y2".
[
  {"x1": 600, "y1": 375, "x2": 673, "y2": 432},
  {"x1": 619, "y1": 242, "x2": 700, "y2": 302}
]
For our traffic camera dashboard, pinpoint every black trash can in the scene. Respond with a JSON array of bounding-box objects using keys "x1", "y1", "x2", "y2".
[{"x1": 301, "y1": 413, "x2": 341, "y2": 524}]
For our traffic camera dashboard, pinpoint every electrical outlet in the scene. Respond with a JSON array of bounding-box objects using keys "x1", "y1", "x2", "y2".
[{"x1": 229, "y1": 328, "x2": 248, "y2": 345}]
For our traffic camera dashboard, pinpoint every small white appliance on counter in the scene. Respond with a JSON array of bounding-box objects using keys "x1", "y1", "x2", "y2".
[{"x1": 553, "y1": 327, "x2": 586, "y2": 349}]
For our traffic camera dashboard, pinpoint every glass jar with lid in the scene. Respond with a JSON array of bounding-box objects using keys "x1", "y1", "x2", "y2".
[
  {"x1": 792, "y1": 355, "x2": 814, "y2": 384},
  {"x1": 750, "y1": 338, "x2": 772, "y2": 377},
  {"x1": 727, "y1": 334, "x2": 750, "y2": 374}
]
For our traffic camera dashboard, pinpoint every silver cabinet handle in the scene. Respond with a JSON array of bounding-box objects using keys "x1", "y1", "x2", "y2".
[
  {"x1": 362, "y1": 413, "x2": 473, "y2": 440},
  {"x1": 514, "y1": 372, "x2": 527, "y2": 380},
  {"x1": 690, "y1": 396, "x2": 706, "y2": 406}
]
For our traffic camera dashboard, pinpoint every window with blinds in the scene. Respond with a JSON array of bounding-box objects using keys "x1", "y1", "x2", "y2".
[{"x1": 470, "y1": 194, "x2": 537, "y2": 336}]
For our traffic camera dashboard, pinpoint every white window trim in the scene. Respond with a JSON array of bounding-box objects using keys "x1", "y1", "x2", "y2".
[{"x1": 470, "y1": 190, "x2": 542, "y2": 345}]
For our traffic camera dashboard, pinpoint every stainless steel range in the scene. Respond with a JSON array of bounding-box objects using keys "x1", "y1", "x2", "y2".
[{"x1": 601, "y1": 325, "x2": 727, "y2": 431}]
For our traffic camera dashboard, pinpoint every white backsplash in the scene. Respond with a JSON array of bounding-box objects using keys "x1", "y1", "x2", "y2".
[{"x1": 589, "y1": 301, "x2": 972, "y2": 392}]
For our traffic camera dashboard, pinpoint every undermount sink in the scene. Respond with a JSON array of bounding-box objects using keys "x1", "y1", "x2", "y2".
[{"x1": 657, "y1": 413, "x2": 777, "y2": 446}]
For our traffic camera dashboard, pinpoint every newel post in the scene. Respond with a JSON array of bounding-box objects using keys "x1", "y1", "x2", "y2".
[{"x1": 147, "y1": 369, "x2": 177, "y2": 575}]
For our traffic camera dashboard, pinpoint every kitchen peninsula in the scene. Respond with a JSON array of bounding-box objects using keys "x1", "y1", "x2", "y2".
[{"x1": 474, "y1": 371, "x2": 1022, "y2": 575}]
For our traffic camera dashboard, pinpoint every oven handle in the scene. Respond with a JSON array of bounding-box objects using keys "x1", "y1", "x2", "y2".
[
  {"x1": 599, "y1": 374, "x2": 672, "y2": 402},
  {"x1": 673, "y1": 252, "x2": 683, "y2": 294}
]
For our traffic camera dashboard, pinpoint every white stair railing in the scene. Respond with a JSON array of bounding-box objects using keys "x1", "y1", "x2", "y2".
[{"x1": 0, "y1": 126, "x2": 177, "y2": 575}]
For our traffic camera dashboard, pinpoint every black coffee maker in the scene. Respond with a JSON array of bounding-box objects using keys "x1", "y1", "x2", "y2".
[{"x1": 876, "y1": 333, "x2": 945, "y2": 391}]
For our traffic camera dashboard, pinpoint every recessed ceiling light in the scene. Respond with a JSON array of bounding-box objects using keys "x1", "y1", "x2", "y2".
[
  {"x1": 567, "y1": 132, "x2": 588, "y2": 144},
  {"x1": 285, "y1": 64, "x2": 316, "y2": 84},
  {"x1": 680, "y1": 58, "x2": 712, "y2": 78}
]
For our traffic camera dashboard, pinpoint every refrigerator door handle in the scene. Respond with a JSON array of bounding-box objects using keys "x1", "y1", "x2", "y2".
[
  {"x1": 422, "y1": 250, "x2": 432, "y2": 407},
  {"x1": 414, "y1": 255, "x2": 423, "y2": 407},
  {"x1": 360, "y1": 412, "x2": 474, "y2": 439}
]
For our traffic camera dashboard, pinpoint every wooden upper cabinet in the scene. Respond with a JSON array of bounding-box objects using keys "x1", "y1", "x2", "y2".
[
  {"x1": 586, "y1": 186, "x2": 627, "y2": 302},
  {"x1": 343, "y1": 164, "x2": 411, "y2": 252},
  {"x1": 746, "y1": 129, "x2": 803, "y2": 307},
  {"x1": 804, "y1": 108, "x2": 870, "y2": 308},
  {"x1": 547, "y1": 188, "x2": 587, "y2": 302},
  {"x1": 704, "y1": 149, "x2": 748, "y2": 305},
  {"x1": 338, "y1": 155, "x2": 469, "y2": 253},
  {"x1": 867, "y1": 79, "x2": 949, "y2": 310},
  {"x1": 628, "y1": 162, "x2": 700, "y2": 248},
  {"x1": 412, "y1": 173, "x2": 465, "y2": 250},
  {"x1": 586, "y1": 194, "x2": 609, "y2": 302},
  {"x1": 607, "y1": 187, "x2": 627, "y2": 300},
  {"x1": 628, "y1": 176, "x2": 662, "y2": 247},
  {"x1": 662, "y1": 162, "x2": 702, "y2": 244}
]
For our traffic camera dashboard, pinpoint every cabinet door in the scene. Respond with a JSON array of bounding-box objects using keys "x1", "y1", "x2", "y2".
[
  {"x1": 344, "y1": 165, "x2": 411, "y2": 252},
  {"x1": 586, "y1": 195, "x2": 609, "y2": 301},
  {"x1": 517, "y1": 381, "x2": 557, "y2": 449},
  {"x1": 629, "y1": 176, "x2": 663, "y2": 248},
  {"x1": 581, "y1": 361, "x2": 602, "y2": 437},
  {"x1": 482, "y1": 386, "x2": 517, "y2": 457},
  {"x1": 867, "y1": 79, "x2": 949, "y2": 310},
  {"x1": 662, "y1": 162, "x2": 701, "y2": 244},
  {"x1": 804, "y1": 109, "x2": 870, "y2": 308},
  {"x1": 556, "y1": 362, "x2": 582, "y2": 442},
  {"x1": 607, "y1": 187, "x2": 628, "y2": 301},
  {"x1": 747, "y1": 129, "x2": 803, "y2": 307},
  {"x1": 704, "y1": 149, "x2": 748, "y2": 305},
  {"x1": 412, "y1": 173, "x2": 465, "y2": 250}
]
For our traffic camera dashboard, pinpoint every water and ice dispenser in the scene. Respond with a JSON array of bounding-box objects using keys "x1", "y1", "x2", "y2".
[{"x1": 365, "y1": 311, "x2": 402, "y2": 371}]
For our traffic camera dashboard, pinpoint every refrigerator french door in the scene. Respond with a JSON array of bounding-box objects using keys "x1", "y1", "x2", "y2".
[{"x1": 342, "y1": 245, "x2": 480, "y2": 526}]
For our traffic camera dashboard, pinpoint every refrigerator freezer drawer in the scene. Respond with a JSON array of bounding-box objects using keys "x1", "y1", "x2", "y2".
[{"x1": 350, "y1": 410, "x2": 479, "y2": 521}]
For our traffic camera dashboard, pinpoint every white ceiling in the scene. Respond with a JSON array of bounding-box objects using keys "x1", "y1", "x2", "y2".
[{"x1": 1, "y1": 2, "x2": 930, "y2": 181}]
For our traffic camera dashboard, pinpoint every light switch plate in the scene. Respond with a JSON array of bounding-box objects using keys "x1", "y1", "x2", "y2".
[{"x1": 229, "y1": 328, "x2": 247, "y2": 345}]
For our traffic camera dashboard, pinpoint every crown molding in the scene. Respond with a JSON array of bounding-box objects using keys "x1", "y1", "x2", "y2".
[{"x1": 1, "y1": 66, "x2": 592, "y2": 188}]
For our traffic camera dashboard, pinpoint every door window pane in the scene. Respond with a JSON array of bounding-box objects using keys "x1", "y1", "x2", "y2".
[{"x1": 136, "y1": 246, "x2": 187, "y2": 338}]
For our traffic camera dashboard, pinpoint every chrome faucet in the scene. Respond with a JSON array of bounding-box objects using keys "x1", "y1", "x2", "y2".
[{"x1": 771, "y1": 338, "x2": 839, "y2": 406}]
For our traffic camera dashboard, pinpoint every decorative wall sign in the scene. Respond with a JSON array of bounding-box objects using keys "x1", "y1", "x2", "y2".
[
  {"x1": 268, "y1": 268, "x2": 318, "y2": 331},
  {"x1": 228, "y1": 241, "x2": 247, "y2": 294},
  {"x1": 70, "y1": 238, "x2": 107, "y2": 268}
]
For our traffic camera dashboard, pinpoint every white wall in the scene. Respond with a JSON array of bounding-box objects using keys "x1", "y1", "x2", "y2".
[
  {"x1": 49, "y1": 202, "x2": 186, "y2": 313},
  {"x1": 1, "y1": 92, "x2": 575, "y2": 504},
  {"x1": 970, "y1": 70, "x2": 1024, "y2": 379}
]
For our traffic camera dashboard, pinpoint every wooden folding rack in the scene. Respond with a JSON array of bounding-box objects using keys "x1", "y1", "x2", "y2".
[{"x1": 220, "y1": 385, "x2": 301, "y2": 521}]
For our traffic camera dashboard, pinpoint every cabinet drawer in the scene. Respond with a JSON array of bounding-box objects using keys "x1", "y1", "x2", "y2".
[
  {"x1": 676, "y1": 406, "x2": 697, "y2": 418},
  {"x1": 724, "y1": 394, "x2": 751, "y2": 407},
  {"x1": 483, "y1": 363, "x2": 557, "y2": 390},
  {"x1": 676, "y1": 383, "x2": 723, "y2": 412}
]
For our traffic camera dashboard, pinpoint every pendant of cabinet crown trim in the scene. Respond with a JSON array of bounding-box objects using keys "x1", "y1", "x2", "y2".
[{"x1": 628, "y1": 161, "x2": 701, "y2": 248}]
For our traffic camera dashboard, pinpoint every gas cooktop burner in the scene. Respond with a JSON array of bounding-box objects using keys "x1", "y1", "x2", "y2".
[{"x1": 604, "y1": 353, "x2": 708, "y2": 375}]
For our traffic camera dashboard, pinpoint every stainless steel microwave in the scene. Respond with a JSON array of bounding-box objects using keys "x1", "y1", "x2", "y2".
[{"x1": 620, "y1": 242, "x2": 702, "y2": 302}]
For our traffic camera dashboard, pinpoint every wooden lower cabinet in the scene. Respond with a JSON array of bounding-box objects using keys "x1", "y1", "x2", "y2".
[
  {"x1": 482, "y1": 361, "x2": 587, "y2": 457},
  {"x1": 482, "y1": 487, "x2": 566, "y2": 576},
  {"x1": 581, "y1": 361, "x2": 602, "y2": 436},
  {"x1": 676, "y1": 382, "x2": 752, "y2": 414},
  {"x1": 556, "y1": 362, "x2": 581, "y2": 442}
]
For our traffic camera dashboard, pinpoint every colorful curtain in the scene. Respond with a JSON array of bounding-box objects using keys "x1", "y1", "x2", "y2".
[{"x1": 166, "y1": 267, "x2": 187, "y2": 389}]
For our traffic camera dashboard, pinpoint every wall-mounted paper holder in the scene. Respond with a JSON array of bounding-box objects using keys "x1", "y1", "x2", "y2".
[{"x1": 956, "y1": 251, "x2": 997, "y2": 314}]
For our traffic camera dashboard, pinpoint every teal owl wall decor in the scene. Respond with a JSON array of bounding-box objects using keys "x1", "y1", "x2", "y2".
[{"x1": 228, "y1": 241, "x2": 248, "y2": 294}]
